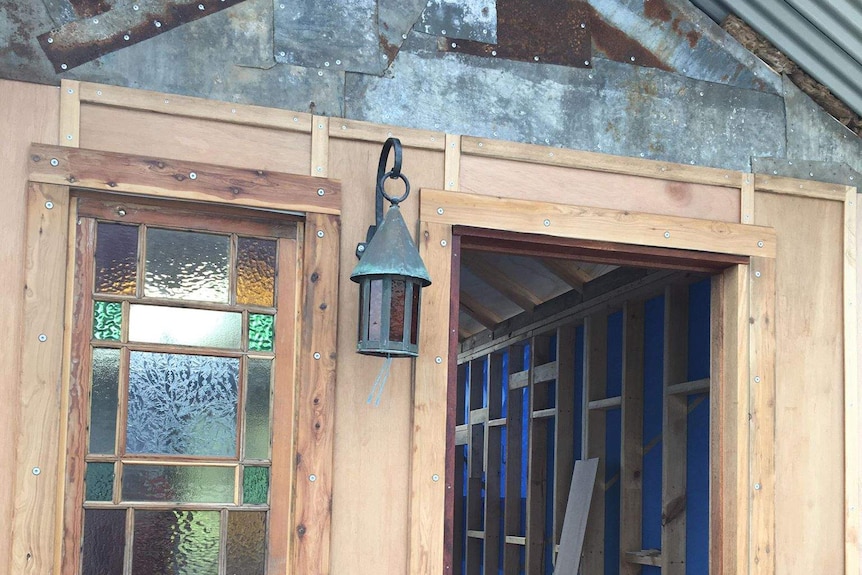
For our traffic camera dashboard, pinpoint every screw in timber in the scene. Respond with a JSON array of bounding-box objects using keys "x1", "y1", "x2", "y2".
[
  {"x1": 437, "y1": 207, "x2": 444, "y2": 215},
  {"x1": 664, "y1": 231, "x2": 671, "y2": 238},
  {"x1": 317, "y1": 230, "x2": 325, "y2": 238},
  {"x1": 441, "y1": 240, "x2": 447, "y2": 247},
  {"x1": 435, "y1": 357, "x2": 442, "y2": 364},
  {"x1": 757, "y1": 241, "x2": 764, "y2": 248},
  {"x1": 189, "y1": 172, "x2": 197, "y2": 180},
  {"x1": 45, "y1": 201, "x2": 53, "y2": 210},
  {"x1": 309, "y1": 474, "x2": 317, "y2": 482},
  {"x1": 50, "y1": 158, "x2": 59, "y2": 166},
  {"x1": 317, "y1": 188, "x2": 325, "y2": 196},
  {"x1": 313, "y1": 352, "x2": 321, "y2": 360},
  {"x1": 38, "y1": 334, "x2": 47, "y2": 342},
  {"x1": 432, "y1": 474, "x2": 440, "y2": 482}
]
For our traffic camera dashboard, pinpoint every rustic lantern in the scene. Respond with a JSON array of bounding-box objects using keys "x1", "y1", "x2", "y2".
[{"x1": 350, "y1": 138, "x2": 431, "y2": 357}]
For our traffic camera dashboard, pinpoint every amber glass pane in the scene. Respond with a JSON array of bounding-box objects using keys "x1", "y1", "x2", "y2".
[
  {"x1": 123, "y1": 465, "x2": 235, "y2": 503},
  {"x1": 389, "y1": 279, "x2": 405, "y2": 342},
  {"x1": 237, "y1": 237, "x2": 277, "y2": 307},
  {"x1": 82, "y1": 509, "x2": 126, "y2": 575},
  {"x1": 127, "y1": 352, "x2": 239, "y2": 456},
  {"x1": 129, "y1": 304, "x2": 242, "y2": 349},
  {"x1": 243, "y1": 466, "x2": 269, "y2": 505},
  {"x1": 85, "y1": 462, "x2": 114, "y2": 501},
  {"x1": 95, "y1": 222, "x2": 138, "y2": 295},
  {"x1": 248, "y1": 314, "x2": 274, "y2": 352},
  {"x1": 245, "y1": 359, "x2": 272, "y2": 460},
  {"x1": 145, "y1": 228, "x2": 229, "y2": 303},
  {"x1": 90, "y1": 348, "x2": 119, "y2": 454},
  {"x1": 226, "y1": 511, "x2": 266, "y2": 575},
  {"x1": 133, "y1": 510, "x2": 220, "y2": 575},
  {"x1": 93, "y1": 301, "x2": 122, "y2": 341}
]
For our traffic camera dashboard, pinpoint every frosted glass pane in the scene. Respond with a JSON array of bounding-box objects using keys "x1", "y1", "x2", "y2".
[
  {"x1": 244, "y1": 359, "x2": 271, "y2": 460},
  {"x1": 82, "y1": 509, "x2": 126, "y2": 575},
  {"x1": 93, "y1": 301, "x2": 122, "y2": 341},
  {"x1": 123, "y1": 465, "x2": 234, "y2": 503},
  {"x1": 242, "y1": 466, "x2": 269, "y2": 505},
  {"x1": 237, "y1": 237, "x2": 276, "y2": 307},
  {"x1": 145, "y1": 228, "x2": 229, "y2": 303},
  {"x1": 133, "y1": 510, "x2": 219, "y2": 575},
  {"x1": 89, "y1": 348, "x2": 119, "y2": 454},
  {"x1": 127, "y1": 352, "x2": 239, "y2": 456},
  {"x1": 129, "y1": 305, "x2": 241, "y2": 349},
  {"x1": 85, "y1": 462, "x2": 114, "y2": 501},
  {"x1": 95, "y1": 222, "x2": 138, "y2": 295},
  {"x1": 226, "y1": 511, "x2": 266, "y2": 575},
  {"x1": 248, "y1": 314, "x2": 274, "y2": 352}
]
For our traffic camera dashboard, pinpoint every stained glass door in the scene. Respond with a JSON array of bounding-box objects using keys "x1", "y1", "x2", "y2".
[{"x1": 64, "y1": 196, "x2": 297, "y2": 575}]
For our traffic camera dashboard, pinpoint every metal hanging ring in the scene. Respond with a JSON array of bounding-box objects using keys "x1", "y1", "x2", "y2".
[{"x1": 379, "y1": 170, "x2": 411, "y2": 205}]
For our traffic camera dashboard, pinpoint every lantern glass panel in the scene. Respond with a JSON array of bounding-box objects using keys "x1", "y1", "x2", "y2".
[
  {"x1": 410, "y1": 280, "x2": 421, "y2": 346},
  {"x1": 389, "y1": 279, "x2": 406, "y2": 342},
  {"x1": 368, "y1": 279, "x2": 383, "y2": 342}
]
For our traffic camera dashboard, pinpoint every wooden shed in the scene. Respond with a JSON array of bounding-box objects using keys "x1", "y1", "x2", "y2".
[{"x1": 0, "y1": 76, "x2": 857, "y2": 574}]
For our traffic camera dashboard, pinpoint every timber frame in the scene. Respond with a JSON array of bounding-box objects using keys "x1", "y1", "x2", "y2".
[
  {"x1": 4, "y1": 79, "x2": 859, "y2": 575},
  {"x1": 14, "y1": 144, "x2": 341, "y2": 574}
]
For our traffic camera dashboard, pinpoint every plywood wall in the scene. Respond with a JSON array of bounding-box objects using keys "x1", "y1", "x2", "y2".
[
  {"x1": 0, "y1": 80, "x2": 59, "y2": 566},
  {"x1": 0, "y1": 78, "x2": 856, "y2": 575}
]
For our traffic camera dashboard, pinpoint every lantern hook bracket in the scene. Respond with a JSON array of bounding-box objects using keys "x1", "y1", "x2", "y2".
[{"x1": 357, "y1": 137, "x2": 411, "y2": 259}]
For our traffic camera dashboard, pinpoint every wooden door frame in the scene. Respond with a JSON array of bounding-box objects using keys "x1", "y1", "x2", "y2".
[
  {"x1": 408, "y1": 188, "x2": 777, "y2": 575},
  {"x1": 12, "y1": 144, "x2": 341, "y2": 575}
]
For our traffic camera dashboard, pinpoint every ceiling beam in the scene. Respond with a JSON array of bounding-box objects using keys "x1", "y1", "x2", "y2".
[
  {"x1": 539, "y1": 258, "x2": 592, "y2": 292},
  {"x1": 462, "y1": 252, "x2": 543, "y2": 312},
  {"x1": 459, "y1": 291, "x2": 505, "y2": 330}
]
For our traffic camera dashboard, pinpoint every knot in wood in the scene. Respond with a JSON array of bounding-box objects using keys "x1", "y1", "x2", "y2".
[
  {"x1": 31, "y1": 154, "x2": 41, "y2": 163},
  {"x1": 310, "y1": 272, "x2": 320, "y2": 283},
  {"x1": 107, "y1": 181, "x2": 117, "y2": 187},
  {"x1": 296, "y1": 524, "x2": 306, "y2": 537},
  {"x1": 173, "y1": 174, "x2": 185, "y2": 181},
  {"x1": 319, "y1": 302, "x2": 327, "y2": 310}
]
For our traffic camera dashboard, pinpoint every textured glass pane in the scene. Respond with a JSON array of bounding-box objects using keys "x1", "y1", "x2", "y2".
[
  {"x1": 242, "y1": 466, "x2": 269, "y2": 505},
  {"x1": 82, "y1": 509, "x2": 126, "y2": 575},
  {"x1": 123, "y1": 465, "x2": 235, "y2": 503},
  {"x1": 93, "y1": 301, "x2": 122, "y2": 341},
  {"x1": 368, "y1": 280, "x2": 382, "y2": 341},
  {"x1": 95, "y1": 222, "x2": 138, "y2": 295},
  {"x1": 248, "y1": 314, "x2": 274, "y2": 352},
  {"x1": 129, "y1": 305, "x2": 242, "y2": 349},
  {"x1": 133, "y1": 510, "x2": 219, "y2": 575},
  {"x1": 127, "y1": 352, "x2": 239, "y2": 456},
  {"x1": 410, "y1": 282, "x2": 420, "y2": 346},
  {"x1": 389, "y1": 279, "x2": 405, "y2": 342},
  {"x1": 90, "y1": 348, "x2": 119, "y2": 454},
  {"x1": 145, "y1": 228, "x2": 229, "y2": 303},
  {"x1": 245, "y1": 359, "x2": 272, "y2": 460},
  {"x1": 85, "y1": 462, "x2": 114, "y2": 501},
  {"x1": 226, "y1": 511, "x2": 266, "y2": 575},
  {"x1": 237, "y1": 237, "x2": 276, "y2": 307}
]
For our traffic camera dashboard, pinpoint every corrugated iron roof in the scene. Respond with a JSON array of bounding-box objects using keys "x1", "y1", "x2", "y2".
[{"x1": 691, "y1": 0, "x2": 862, "y2": 116}]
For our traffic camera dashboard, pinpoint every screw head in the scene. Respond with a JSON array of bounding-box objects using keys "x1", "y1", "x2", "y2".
[
  {"x1": 437, "y1": 207, "x2": 444, "y2": 215},
  {"x1": 317, "y1": 188, "x2": 325, "y2": 196},
  {"x1": 754, "y1": 483, "x2": 761, "y2": 490},
  {"x1": 50, "y1": 158, "x2": 59, "y2": 167},
  {"x1": 38, "y1": 334, "x2": 47, "y2": 342},
  {"x1": 154, "y1": 20, "x2": 162, "y2": 27},
  {"x1": 189, "y1": 172, "x2": 197, "y2": 180},
  {"x1": 664, "y1": 231, "x2": 671, "y2": 238},
  {"x1": 755, "y1": 271, "x2": 761, "y2": 278},
  {"x1": 432, "y1": 474, "x2": 440, "y2": 482},
  {"x1": 543, "y1": 219, "x2": 550, "y2": 227},
  {"x1": 32, "y1": 467, "x2": 41, "y2": 476},
  {"x1": 317, "y1": 230, "x2": 325, "y2": 238},
  {"x1": 313, "y1": 352, "x2": 321, "y2": 360},
  {"x1": 754, "y1": 376, "x2": 761, "y2": 383},
  {"x1": 757, "y1": 241, "x2": 764, "y2": 248},
  {"x1": 435, "y1": 357, "x2": 442, "y2": 364},
  {"x1": 45, "y1": 201, "x2": 54, "y2": 209},
  {"x1": 47, "y1": 37, "x2": 53, "y2": 43},
  {"x1": 117, "y1": 208, "x2": 127, "y2": 217},
  {"x1": 61, "y1": 63, "x2": 68, "y2": 70},
  {"x1": 357, "y1": 244, "x2": 366, "y2": 253},
  {"x1": 309, "y1": 474, "x2": 317, "y2": 482},
  {"x1": 124, "y1": 34, "x2": 130, "y2": 40}
]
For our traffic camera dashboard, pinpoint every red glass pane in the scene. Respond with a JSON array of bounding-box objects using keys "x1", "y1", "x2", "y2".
[{"x1": 389, "y1": 279, "x2": 406, "y2": 342}]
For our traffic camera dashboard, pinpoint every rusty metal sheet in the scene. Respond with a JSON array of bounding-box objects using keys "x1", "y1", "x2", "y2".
[
  {"x1": 417, "y1": 0, "x2": 497, "y2": 44},
  {"x1": 441, "y1": 0, "x2": 590, "y2": 67},
  {"x1": 67, "y1": 0, "x2": 115, "y2": 18},
  {"x1": 379, "y1": 0, "x2": 430, "y2": 65},
  {"x1": 38, "y1": 0, "x2": 247, "y2": 72},
  {"x1": 346, "y1": 32, "x2": 787, "y2": 171},
  {"x1": 589, "y1": 0, "x2": 781, "y2": 93}
]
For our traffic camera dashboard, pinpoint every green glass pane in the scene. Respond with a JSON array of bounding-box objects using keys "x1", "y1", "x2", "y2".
[
  {"x1": 245, "y1": 359, "x2": 272, "y2": 460},
  {"x1": 248, "y1": 314, "x2": 274, "y2": 352},
  {"x1": 242, "y1": 466, "x2": 269, "y2": 505},
  {"x1": 133, "y1": 510, "x2": 219, "y2": 575},
  {"x1": 82, "y1": 509, "x2": 126, "y2": 575},
  {"x1": 145, "y1": 228, "x2": 229, "y2": 303},
  {"x1": 89, "y1": 348, "x2": 119, "y2": 454},
  {"x1": 93, "y1": 301, "x2": 122, "y2": 341},
  {"x1": 129, "y1": 305, "x2": 242, "y2": 349},
  {"x1": 95, "y1": 222, "x2": 138, "y2": 295},
  {"x1": 237, "y1": 237, "x2": 277, "y2": 307},
  {"x1": 85, "y1": 462, "x2": 114, "y2": 502},
  {"x1": 122, "y1": 465, "x2": 234, "y2": 503},
  {"x1": 226, "y1": 511, "x2": 266, "y2": 575},
  {"x1": 127, "y1": 352, "x2": 239, "y2": 457}
]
